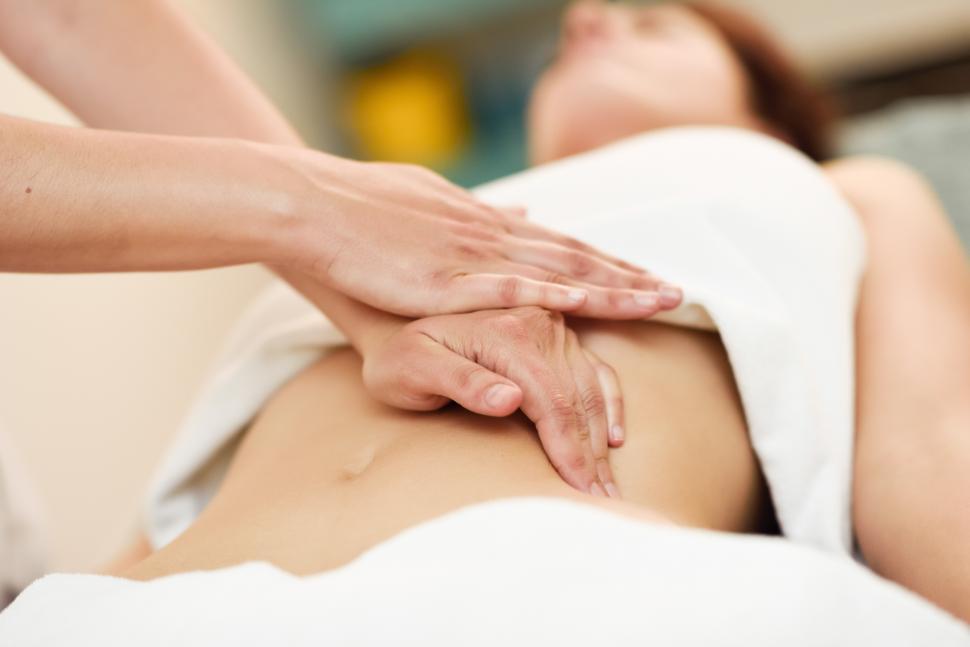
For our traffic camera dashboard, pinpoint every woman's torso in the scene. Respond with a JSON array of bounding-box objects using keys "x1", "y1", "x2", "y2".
[{"x1": 127, "y1": 320, "x2": 770, "y2": 579}]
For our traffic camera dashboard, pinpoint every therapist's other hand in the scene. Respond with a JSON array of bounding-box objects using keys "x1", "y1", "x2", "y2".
[
  {"x1": 278, "y1": 154, "x2": 682, "y2": 319},
  {"x1": 361, "y1": 306, "x2": 624, "y2": 498}
]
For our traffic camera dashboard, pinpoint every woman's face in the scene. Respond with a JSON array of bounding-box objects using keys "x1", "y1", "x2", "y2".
[{"x1": 528, "y1": 1, "x2": 759, "y2": 164}]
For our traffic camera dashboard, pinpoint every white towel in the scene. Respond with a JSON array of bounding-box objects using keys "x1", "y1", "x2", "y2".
[
  {"x1": 6, "y1": 127, "x2": 966, "y2": 645},
  {"x1": 145, "y1": 127, "x2": 865, "y2": 554},
  {"x1": 2, "y1": 498, "x2": 966, "y2": 645}
]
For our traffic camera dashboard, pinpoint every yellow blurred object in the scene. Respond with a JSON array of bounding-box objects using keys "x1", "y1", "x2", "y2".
[{"x1": 346, "y1": 50, "x2": 470, "y2": 167}]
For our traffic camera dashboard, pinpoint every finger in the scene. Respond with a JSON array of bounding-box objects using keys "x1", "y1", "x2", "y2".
[
  {"x1": 502, "y1": 205, "x2": 528, "y2": 219},
  {"x1": 378, "y1": 338, "x2": 523, "y2": 416},
  {"x1": 457, "y1": 263, "x2": 673, "y2": 319},
  {"x1": 440, "y1": 273, "x2": 590, "y2": 314},
  {"x1": 496, "y1": 213, "x2": 652, "y2": 275},
  {"x1": 502, "y1": 237, "x2": 657, "y2": 290},
  {"x1": 500, "y1": 260, "x2": 681, "y2": 315},
  {"x1": 585, "y1": 349, "x2": 625, "y2": 448},
  {"x1": 497, "y1": 229, "x2": 684, "y2": 308},
  {"x1": 493, "y1": 337, "x2": 600, "y2": 495},
  {"x1": 565, "y1": 332, "x2": 619, "y2": 498},
  {"x1": 565, "y1": 284, "x2": 671, "y2": 319}
]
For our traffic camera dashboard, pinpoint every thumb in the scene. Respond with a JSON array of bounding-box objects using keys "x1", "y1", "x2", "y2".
[{"x1": 404, "y1": 340, "x2": 523, "y2": 416}]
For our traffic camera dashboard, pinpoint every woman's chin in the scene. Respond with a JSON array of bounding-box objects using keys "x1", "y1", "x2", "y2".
[
  {"x1": 531, "y1": 112, "x2": 656, "y2": 164},
  {"x1": 530, "y1": 91, "x2": 665, "y2": 163}
]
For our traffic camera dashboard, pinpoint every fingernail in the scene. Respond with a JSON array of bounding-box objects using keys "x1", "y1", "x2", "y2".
[
  {"x1": 634, "y1": 292, "x2": 659, "y2": 309},
  {"x1": 659, "y1": 284, "x2": 682, "y2": 307},
  {"x1": 605, "y1": 482, "x2": 621, "y2": 499},
  {"x1": 589, "y1": 482, "x2": 607, "y2": 498},
  {"x1": 484, "y1": 384, "x2": 517, "y2": 409},
  {"x1": 609, "y1": 424, "x2": 624, "y2": 445},
  {"x1": 567, "y1": 289, "x2": 587, "y2": 303}
]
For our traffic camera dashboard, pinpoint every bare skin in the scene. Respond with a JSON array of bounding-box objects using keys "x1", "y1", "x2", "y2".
[
  {"x1": 0, "y1": 0, "x2": 687, "y2": 495},
  {"x1": 121, "y1": 160, "x2": 970, "y2": 630},
  {"x1": 531, "y1": 0, "x2": 970, "y2": 621},
  {"x1": 15, "y1": 0, "x2": 967, "y2": 622},
  {"x1": 126, "y1": 321, "x2": 768, "y2": 579},
  {"x1": 827, "y1": 158, "x2": 970, "y2": 622},
  {"x1": 0, "y1": 3, "x2": 677, "y2": 318}
]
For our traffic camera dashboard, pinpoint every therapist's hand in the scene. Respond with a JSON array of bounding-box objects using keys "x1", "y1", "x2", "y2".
[
  {"x1": 361, "y1": 306, "x2": 624, "y2": 498},
  {"x1": 277, "y1": 153, "x2": 682, "y2": 319}
]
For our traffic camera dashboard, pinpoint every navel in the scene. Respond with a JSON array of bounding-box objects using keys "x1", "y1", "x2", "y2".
[{"x1": 339, "y1": 444, "x2": 377, "y2": 481}]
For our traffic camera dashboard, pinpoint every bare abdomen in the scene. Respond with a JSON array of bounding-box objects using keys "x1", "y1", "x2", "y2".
[{"x1": 127, "y1": 322, "x2": 767, "y2": 579}]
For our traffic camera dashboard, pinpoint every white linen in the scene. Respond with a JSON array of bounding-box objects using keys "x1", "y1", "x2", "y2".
[
  {"x1": 145, "y1": 127, "x2": 864, "y2": 554},
  {"x1": 1, "y1": 498, "x2": 967, "y2": 645},
  {"x1": 3, "y1": 127, "x2": 967, "y2": 643}
]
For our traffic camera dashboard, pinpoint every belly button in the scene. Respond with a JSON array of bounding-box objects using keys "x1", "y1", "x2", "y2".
[{"x1": 339, "y1": 444, "x2": 377, "y2": 481}]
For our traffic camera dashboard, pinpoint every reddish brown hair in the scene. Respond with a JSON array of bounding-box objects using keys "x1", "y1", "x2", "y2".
[{"x1": 685, "y1": 2, "x2": 836, "y2": 160}]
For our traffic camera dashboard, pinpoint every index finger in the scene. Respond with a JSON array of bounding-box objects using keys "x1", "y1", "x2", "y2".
[
  {"x1": 496, "y1": 347, "x2": 601, "y2": 495},
  {"x1": 497, "y1": 213, "x2": 651, "y2": 275},
  {"x1": 565, "y1": 332, "x2": 619, "y2": 498}
]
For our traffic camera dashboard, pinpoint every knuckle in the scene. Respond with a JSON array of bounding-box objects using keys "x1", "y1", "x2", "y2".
[
  {"x1": 542, "y1": 271, "x2": 569, "y2": 286},
  {"x1": 568, "y1": 251, "x2": 595, "y2": 277},
  {"x1": 581, "y1": 387, "x2": 606, "y2": 417},
  {"x1": 451, "y1": 362, "x2": 489, "y2": 391},
  {"x1": 496, "y1": 276, "x2": 522, "y2": 306},
  {"x1": 565, "y1": 450, "x2": 589, "y2": 474},
  {"x1": 547, "y1": 395, "x2": 578, "y2": 429},
  {"x1": 524, "y1": 307, "x2": 561, "y2": 334},
  {"x1": 607, "y1": 289, "x2": 626, "y2": 309},
  {"x1": 436, "y1": 268, "x2": 477, "y2": 293},
  {"x1": 493, "y1": 313, "x2": 530, "y2": 341}
]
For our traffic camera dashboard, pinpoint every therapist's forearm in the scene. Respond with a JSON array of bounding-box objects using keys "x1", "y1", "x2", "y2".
[
  {"x1": 0, "y1": 0, "x2": 303, "y2": 145},
  {"x1": 0, "y1": 0, "x2": 404, "y2": 351},
  {"x1": 0, "y1": 114, "x2": 302, "y2": 273}
]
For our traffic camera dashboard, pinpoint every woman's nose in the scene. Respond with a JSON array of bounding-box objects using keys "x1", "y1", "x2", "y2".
[{"x1": 562, "y1": 0, "x2": 612, "y2": 44}]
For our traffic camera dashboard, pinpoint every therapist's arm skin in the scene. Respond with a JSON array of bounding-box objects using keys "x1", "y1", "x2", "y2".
[
  {"x1": 0, "y1": 114, "x2": 667, "y2": 319},
  {"x1": 0, "y1": 0, "x2": 632, "y2": 492},
  {"x1": 0, "y1": 0, "x2": 681, "y2": 320}
]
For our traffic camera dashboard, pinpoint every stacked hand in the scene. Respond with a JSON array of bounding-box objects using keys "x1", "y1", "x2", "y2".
[
  {"x1": 0, "y1": 0, "x2": 681, "y2": 504},
  {"x1": 362, "y1": 307, "x2": 625, "y2": 497},
  {"x1": 274, "y1": 154, "x2": 682, "y2": 499},
  {"x1": 278, "y1": 155, "x2": 682, "y2": 319}
]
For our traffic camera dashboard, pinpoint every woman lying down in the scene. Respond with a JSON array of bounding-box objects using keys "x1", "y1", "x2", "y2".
[{"x1": 3, "y1": 2, "x2": 969, "y2": 643}]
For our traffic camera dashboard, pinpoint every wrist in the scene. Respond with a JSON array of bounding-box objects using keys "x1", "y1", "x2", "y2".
[
  {"x1": 272, "y1": 264, "x2": 408, "y2": 359},
  {"x1": 211, "y1": 140, "x2": 312, "y2": 269},
  {"x1": 249, "y1": 144, "x2": 352, "y2": 274}
]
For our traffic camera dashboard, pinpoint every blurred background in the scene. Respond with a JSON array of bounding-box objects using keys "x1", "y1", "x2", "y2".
[{"x1": 1, "y1": 0, "x2": 968, "y2": 572}]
